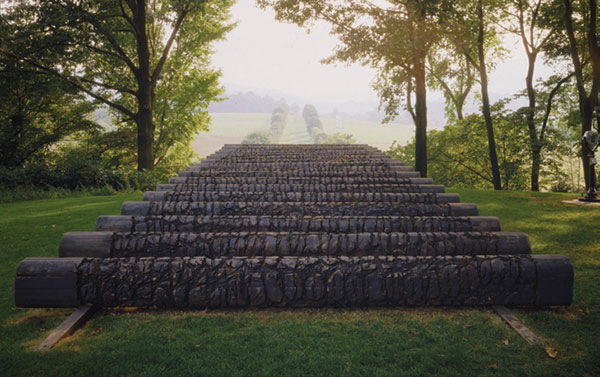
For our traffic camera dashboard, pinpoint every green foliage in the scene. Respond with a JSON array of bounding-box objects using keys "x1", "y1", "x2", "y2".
[
  {"x1": 321, "y1": 133, "x2": 355, "y2": 144},
  {"x1": 0, "y1": 133, "x2": 175, "y2": 195},
  {"x1": 312, "y1": 130, "x2": 329, "y2": 144},
  {"x1": 259, "y1": 0, "x2": 449, "y2": 124},
  {"x1": 389, "y1": 103, "x2": 532, "y2": 190},
  {"x1": 0, "y1": 162, "x2": 162, "y2": 193},
  {"x1": 0, "y1": 61, "x2": 99, "y2": 167},
  {"x1": 302, "y1": 104, "x2": 324, "y2": 136},
  {"x1": 0, "y1": 0, "x2": 235, "y2": 170},
  {"x1": 242, "y1": 131, "x2": 274, "y2": 144},
  {"x1": 110, "y1": 0, "x2": 234, "y2": 168},
  {"x1": 0, "y1": 185, "x2": 124, "y2": 204},
  {"x1": 302, "y1": 104, "x2": 331, "y2": 143}
]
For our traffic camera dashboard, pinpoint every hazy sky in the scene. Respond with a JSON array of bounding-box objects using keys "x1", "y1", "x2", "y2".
[{"x1": 211, "y1": 1, "x2": 558, "y2": 104}]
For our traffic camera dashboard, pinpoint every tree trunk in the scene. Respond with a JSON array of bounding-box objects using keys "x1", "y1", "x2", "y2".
[
  {"x1": 477, "y1": 0, "x2": 502, "y2": 190},
  {"x1": 525, "y1": 53, "x2": 541, "y2": 191},
  {"x1": 456, "y1": 102, "x2": 464, "y2": 121},
  {"x1": 414, "y1": 59, "x2": 428, "y2": 178},
  {"x1": 133, "y1": 0, "x2": 154, "y2": 171},
  {"x1": 580, "y1": 100, "x2": 593, "y2": 186},
  {"x1": 563, "y1": 0, "x2": 600, "y2": 190},
  {"x1": 5, "y1": 113, "x2": 24, "y2": 166},
  {"x1": 136, "y1": 94, "x2": 154, "y2": 171}
]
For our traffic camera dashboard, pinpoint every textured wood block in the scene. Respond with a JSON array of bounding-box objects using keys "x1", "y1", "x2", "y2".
[
  {"x1": 15, "y1": 258, "x2": 82, "y2": 308},
  {"x1": 15, "y1": 255, "x2": 574, "y2": 308}
]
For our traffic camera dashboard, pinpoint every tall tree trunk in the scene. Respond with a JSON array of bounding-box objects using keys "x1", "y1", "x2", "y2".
[
  {"x1": 136, "y1": 89, "x2": 154, "y2": 171},
  {"x1": 5, "y1": 113, "x2": 24, "y2": 166},
  {"x1": 525, "y1": 53, "x2": 541, "y2": 191},
  {"x1": 580, "y1": 100, "x2": 594, "y2": 186},
  {"x1": 133, "y1": 0, "x2": 154, "y2": 171},
  {"x1": 477, "y1": 0, "x2": 502, "y2": 190},
  {"x1": 588, "y1": 0, "x2": 600, "y2": 191},
  {"x1": 456, "y1": 101, "x2": 464, "y2": 121},
  {"x1": 414, "y1": 58, "x2": 428, "y2": 177},
  {"x1": 563, "y1": 0, "x2": 600, "y2": 189}
]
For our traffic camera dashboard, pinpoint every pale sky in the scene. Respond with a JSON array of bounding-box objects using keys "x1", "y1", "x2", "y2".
[{"x1": 211, "y1": 0, "x2": 559, "y2": 105}]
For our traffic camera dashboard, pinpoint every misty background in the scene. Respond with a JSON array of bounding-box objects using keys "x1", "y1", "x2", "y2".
[{"x1": 194, "y1": 0, "x2": 561, "y2": 157}]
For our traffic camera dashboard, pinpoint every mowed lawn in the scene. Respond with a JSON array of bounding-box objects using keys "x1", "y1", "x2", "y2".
[{"x1": 0, "y1": 189, "x2": 599, "y2": 376}]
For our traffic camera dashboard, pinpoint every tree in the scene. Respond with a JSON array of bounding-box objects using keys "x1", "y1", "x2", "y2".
[
  {"x1": 269, "y1": 104, "x2": 289, "y2": 141},
  {"x1": 0, "y1": 67, "x2": 98, "y2": 167},
  {"x1": 0, "y1": 23, "x2": 98, "y2": 168},
  {"x1": 498, "y1": 0, "x2": 573, "y2": 191},
  {"x1": 553, "y1": 0, "x2": 600, "y2": 190},
  {"x1": 476, "y1": 0, "x2": 503, "y2": 190},
  {"x1": 444, "y1": 0, "x2": 504, "y2": 189},
  {"x1": 388, "y1": 101, "x2": 532, "y2": 190},
  {"x1": 258, "y1": 0, "x2": 450, "y2": 177},
  {"x1": 426, "y1": 48, "x2": 475, "y2": 122},
  {"x1": 242, "y1": 131, "x2": 274, "y2": 144},
  {"x1": 0, "y1": 0, "x2": 234, "y2": 171},
  {"x1": 302, "y1": 104, "x2": 323, "y2": 136}
]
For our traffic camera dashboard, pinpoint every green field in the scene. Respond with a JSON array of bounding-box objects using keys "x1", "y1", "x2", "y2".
[
  {"x1": 278, "y1": 114, "x2": 312, "y2": 144},
  {"x1": 191, "y1": 113, "x2": 271, "y2": 157},
  {"x1": 192, "y1": 113, "x2": 413, "y2": 157},
  {"x1": 1, "y1": 190, "x2": 598, "y2": 376},
  {"x1": 319, "y1": 117, "x2": 414, "y2": 150}
]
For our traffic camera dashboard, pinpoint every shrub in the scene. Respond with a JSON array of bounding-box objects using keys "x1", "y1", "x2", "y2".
[
  {"x1": 322, "y1": 133, "x2": 355, "y2": 144},
  {"x1": 242, "y1": 131, "x2": 273, "y2": 144},
  {"x1": 312, "y1": 131, "x2": 329, "y2": 144}
]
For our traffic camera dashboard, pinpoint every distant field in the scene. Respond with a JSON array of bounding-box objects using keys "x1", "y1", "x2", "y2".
[
  {"x1": 191, "y1": 113, "x2": 414, "y2": 157},
  {"x1": 191, "y1": 113, "x2": 270, "y2": 157},
  {"x1": 278, "y1": 115, "x2": 312, "y2": 144},
  {"x1": 319, "y1": 117, "x2": 414, "y2": 151}
]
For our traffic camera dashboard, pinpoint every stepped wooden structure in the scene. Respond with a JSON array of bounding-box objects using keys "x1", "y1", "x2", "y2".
[{"x1": 15, "y1": 144, "x2": 573, "y2": 309}]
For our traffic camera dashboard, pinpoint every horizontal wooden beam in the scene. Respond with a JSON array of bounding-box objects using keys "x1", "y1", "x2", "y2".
[
  {"x1": 15, "y1": 255, "x2": 573, "y2": 308},
  {"x1": 58, "y1": 231, "x2": 531, "y2": 258}
]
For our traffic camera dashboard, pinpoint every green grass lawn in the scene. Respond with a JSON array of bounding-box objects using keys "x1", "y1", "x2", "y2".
[{"x1": 0, "y1": 190, "x2": 598, "y2": 376}]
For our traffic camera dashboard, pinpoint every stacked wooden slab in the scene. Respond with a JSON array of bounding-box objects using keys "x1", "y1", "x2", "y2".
[{"x1": 15, "y1": 144, "x2": 573, "y2": 308}]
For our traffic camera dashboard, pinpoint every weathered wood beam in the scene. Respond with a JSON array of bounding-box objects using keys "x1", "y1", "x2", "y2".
[
  {"x1": 120, "y1": 201, "x2": 479, "y2": 217},
  {"x1": 58, "y1": 231, "x2": 530, "y2": 258},
  {"x1": 141, "y1": 192, "x2": 459, "y2": 203},
  {"x1": 15, "y1": 255, "x2": 574, "y2": 308},
  {"x1": 95, "y1": 215, "x2": 501, "y2": 233},
  {"x1": 35, "y1": 305, "x2": 96, "y2": 352},
  {"x1": 155, "y1": 183, "x2": 443, "y2": 193},
  {"x1": 493, "y1": 305, "x2": 544, "y2": 345}
]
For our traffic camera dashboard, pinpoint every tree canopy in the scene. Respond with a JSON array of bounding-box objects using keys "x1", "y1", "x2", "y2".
[{"x1": 1, "y1": 0, "x2": 234, "y2": 171}]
